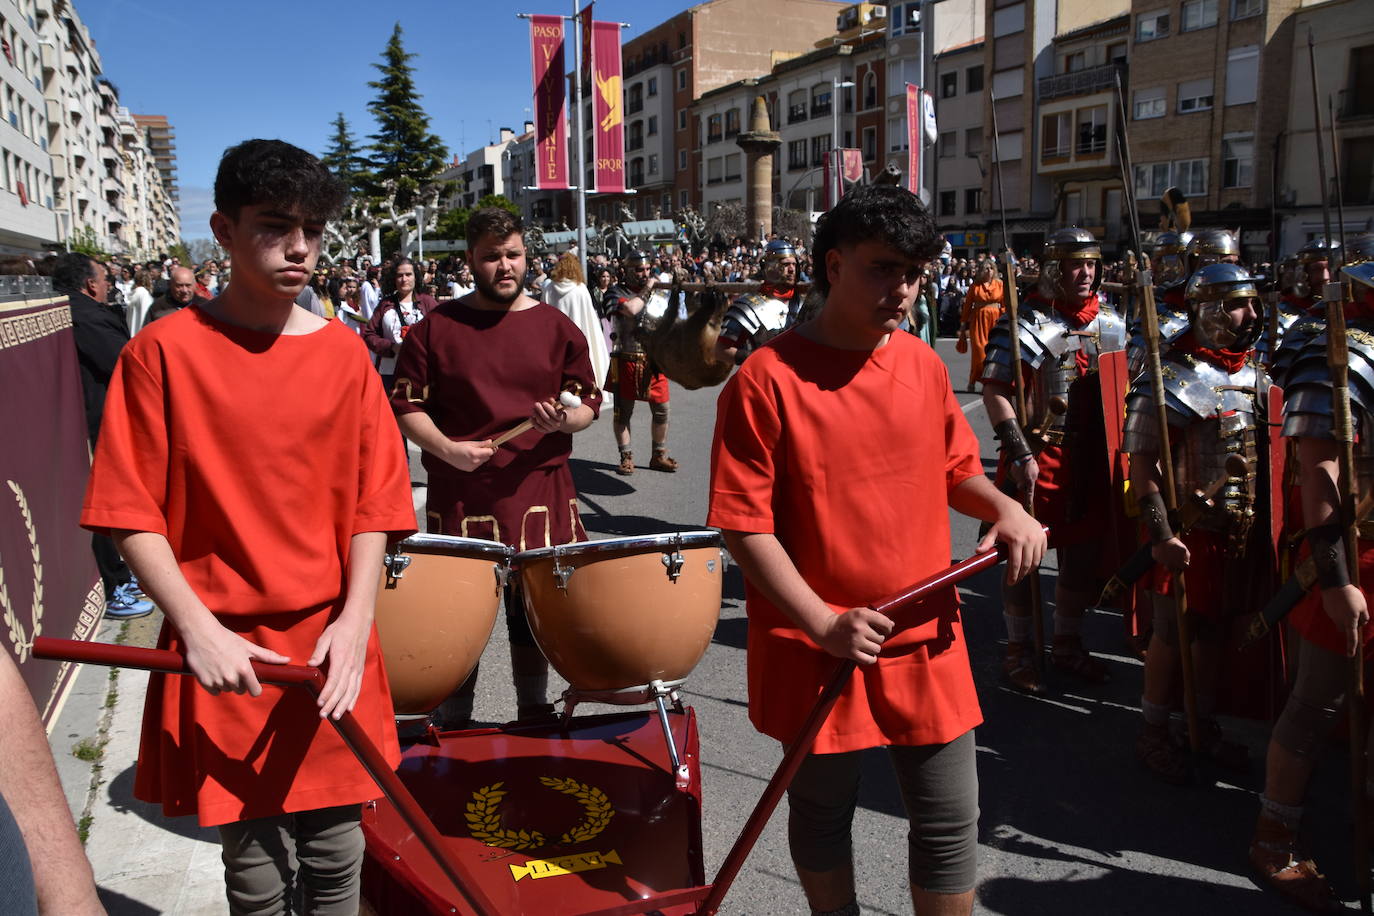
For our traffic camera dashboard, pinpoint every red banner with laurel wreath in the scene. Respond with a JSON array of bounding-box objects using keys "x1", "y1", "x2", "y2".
[
  {"x1": 591, "y1": 20, "x2": 625, "y2": 194},
  {"x1": 0, "y1": 294, "x2": 103, "y2": 727},
  {"x1": 531, "y1": 15, "x2": 570, "y2": 190}
]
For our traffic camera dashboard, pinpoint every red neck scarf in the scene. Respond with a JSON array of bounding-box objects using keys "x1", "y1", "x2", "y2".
[
  {"x1": 1175, "y1": 331, "x2": 1250, "y2": 374},
  {"x1": 760, "y1": 282, "x2": 796, "y2": 301},
  {"x1": 1054, "y1": 294, "x2": 1099, "y2": 327}
]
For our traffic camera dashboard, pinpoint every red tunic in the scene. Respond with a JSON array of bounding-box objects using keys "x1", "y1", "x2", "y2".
[
  {"x1": 708, "y1": 331, "x2": 984, "y2": 753},
  {"x1": 81, "y1": 306, "x2": 417, "y2": 827},
  {"x1": 391, "y1": 300, "x2": 602, "y2": 548}
]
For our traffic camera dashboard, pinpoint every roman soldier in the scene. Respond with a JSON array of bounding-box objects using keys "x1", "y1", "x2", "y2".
[
  {"x1": 1272, "y1": 238, "x2": 1349, "y2": 387},
  {"x1": 1126, "y1": 230, "x2": 1192, "y2": 376},
  {"x1": 713, "y1": 238, "x2": 802, "y2": 365},
  {"x1": 981, "y1": 227, "x2": 1127, "y2": 692},
  {"x1": 1121, "y1": 263, "x2": 1272, "y2": 783},
  {"x1": 1249, "y1": 255, "x2": 1374, "y2": 912},
  {"x1": 607, "y1": 250, "x2": 677, "y2": 475}
]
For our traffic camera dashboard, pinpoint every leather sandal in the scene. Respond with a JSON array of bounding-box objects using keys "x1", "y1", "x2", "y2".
[
  {"x1": 1136, "y1": 722, "x2": 1189, "y2": 785},
  {"x1": 616, "y1": 451, "x2": 635, "y2": 476},
  {"x1": 1050, "y1": 636, "x2": 1111, "y2": 684},
  {"x1": 649, "y1": 450, "x2": 678, "y2": 472},
  {"x1": 1250, "y1": 814, "x2": 1341, "y2": 913},
  {"x1": 1002, "y1": 641, "x2": 1042, "y2": 694}
]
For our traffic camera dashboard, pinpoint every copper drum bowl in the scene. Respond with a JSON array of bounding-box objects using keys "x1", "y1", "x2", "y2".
[
  {"x1": 373, "y1": 535, "x2": 511, "y2": 715},
  {"x1": 512, "y1": 531, "x2": 724, "y2": 693}
]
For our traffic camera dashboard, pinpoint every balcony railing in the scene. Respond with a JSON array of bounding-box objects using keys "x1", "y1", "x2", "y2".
[
  {"x1": 788, "y1": 104, "x2": 807, "y2": 124},
  {"x1": 811, "y1": 101, "x2": 832, "y2": 118},
  {"x1": 1038, "y1": 62, "x2": 1125, "y2": 101},
  {"x1": 627, "y1": 98, "x2": 643, "y2": 115}
]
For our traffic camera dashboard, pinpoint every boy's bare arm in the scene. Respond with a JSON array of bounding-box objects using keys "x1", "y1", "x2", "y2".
[
  {"x1": 395, "y1": 411, "x2": 495, "y2": 472},
  {"x1": 722, "y1": 530, "x2": 891, "y2": 665},
  {"x1": 113, "y1": 531, "x2": 289, "y2": 696},
  {"x1": 1298, "y1": 436, "x2": 1368, "y2": 657},
  {"x1": 947, "y1": 474, "x2": 1047, "y2": 584},
  {"x1": 309, "y1": 530, "x2": 386, "y2": 720},
  {"x1": 0, "y1": 651, "x2": 104, "y2": 916}
]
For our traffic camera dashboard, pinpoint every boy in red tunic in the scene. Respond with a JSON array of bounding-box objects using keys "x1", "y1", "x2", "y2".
[
  {"x1": 709, "y1": 185, "x2": 1045, "y2": 916},
  {"x1": 81, "y1": 140, "x2": 416, "y2": 913},
  {"x1": 390, "y1": 207, "x2": 601, "y2": 722}
]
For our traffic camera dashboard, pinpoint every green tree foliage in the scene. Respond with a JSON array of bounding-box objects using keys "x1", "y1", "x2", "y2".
[
  {"x1": 66, "y1": 225, "x2": 106, "y2": 258},
  {"x1": 432, "y1": 195, "x2": 521, "y2": 241},
  {"x1": 320, "y1": 113, "x2": 372, "y2": 198},
  {"x1": 366, "y1": 23, "x2": 447, "y2": 212}
]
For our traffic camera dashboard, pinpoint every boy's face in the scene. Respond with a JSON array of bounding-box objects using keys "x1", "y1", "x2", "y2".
[
  {"x1": 467, "y1": 232, "x2": 526, "y2": 304},
  {"x1": 825, "y1": 240, "x2": 926, "y2": 337},
  {"x1": 209, "y1": 204, "x2": 323, "y2": 300}
]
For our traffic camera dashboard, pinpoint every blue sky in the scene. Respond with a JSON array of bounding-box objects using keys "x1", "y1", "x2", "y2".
[{"x1": 84, "y1": 0, "x2": 700, "y2": 241}]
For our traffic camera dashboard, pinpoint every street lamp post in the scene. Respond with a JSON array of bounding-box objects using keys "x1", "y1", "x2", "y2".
[{"x1": 831, "y1": 77, "x2": 855, "y2": 157}]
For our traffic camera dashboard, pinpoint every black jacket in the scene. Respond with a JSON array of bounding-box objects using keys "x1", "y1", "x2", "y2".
[{"x1": 67, "y1": 291, "x2": 130, "y2": 445}]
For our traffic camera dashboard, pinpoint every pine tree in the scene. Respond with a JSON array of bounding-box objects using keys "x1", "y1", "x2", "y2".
[
  {"x1": 366, "y1": 23, "x2": 448, "y2": 212},
  {"x1": 320, "y1": 113, "x2": 371, "y2": 198}
]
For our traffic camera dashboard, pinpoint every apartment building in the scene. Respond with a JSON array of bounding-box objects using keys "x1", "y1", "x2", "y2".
[
  {"x1": 115, "y1": 107, "x2": 178, "y2": 256},
  {"x1": 931, "y1": 38, "x2": 987, "y2": 254},
  {"x1": 440, "y1": 127, "x2": 520, "y2": 212},
  {"x1": 0, "y1": 0, "x2": 59, "y2": 253},
  {"x1": 132, "y1": 114, "x2": 177, "y2": 204},
  {"x1": 1125, "y1": 0, "x2": 1303, "y2": 262},
  {"x1": 1276, "y1": 0, "x2": 1373, "y2": 255}
]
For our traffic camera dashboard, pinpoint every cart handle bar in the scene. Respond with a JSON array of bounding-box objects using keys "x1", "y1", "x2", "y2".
[
  {"x1": 31, "y1": 636, "x2": 503, "y2": 916},
  {"x1": 697, "y1": 533, "x2": 1043, "y2": 915}
]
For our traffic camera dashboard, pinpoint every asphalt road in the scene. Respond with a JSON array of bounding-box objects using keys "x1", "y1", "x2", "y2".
[{"x1": 500, "y1": 336, "x2": 1355, "y2": 916}]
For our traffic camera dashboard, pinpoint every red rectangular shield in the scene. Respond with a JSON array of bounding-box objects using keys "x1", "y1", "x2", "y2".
[
  {"x1": 591, "y1": 20, "x2": 625, "y2": 194},
  {"x1": 531, "y1": 15, "x2": 569, "y2": 190}
]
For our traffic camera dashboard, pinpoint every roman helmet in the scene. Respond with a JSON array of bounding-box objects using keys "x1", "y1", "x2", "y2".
[
  {"x1": 1039, "y1": 227, "x2": 1103, "y2": 300},
  {"x1": 1185, "y1": 229, "x2": 1241, "y2": 271},
  {"x1": 1153, "y1": 230, "x2": 1195, "y2": 288},
  {"x1": 1185, "y1": 262, "x2": 1263, "y2": 351},
  {"x1": 1296, "y1": 237, "x2": 1341, "y2": 265},
  {"x1": 761, "y1": 239, "x2": 799, "y2": 265}
]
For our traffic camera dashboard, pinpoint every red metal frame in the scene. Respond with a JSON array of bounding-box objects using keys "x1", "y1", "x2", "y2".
[{"x1": 32, "y1": 538, "x2": 1027, "y2": 916}]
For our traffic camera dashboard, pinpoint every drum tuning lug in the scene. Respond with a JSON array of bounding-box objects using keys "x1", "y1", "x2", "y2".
[
  {"x1": 493, "y1": 563, "x2": 510, "y2": 589},
  {"x1": 662, "y1": 550, "x2": 685, "y2": 580},
  {"x1": 383, "y1": 552, "x2": 412, "y2": 584},
  {"x1": 553, "y1": 550, "x2": 574, "y2": 592}
]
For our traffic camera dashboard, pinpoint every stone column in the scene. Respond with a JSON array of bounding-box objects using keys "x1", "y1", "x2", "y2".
[{"x1": 736, "y1": 95, "x2": 781, "y2": 239}]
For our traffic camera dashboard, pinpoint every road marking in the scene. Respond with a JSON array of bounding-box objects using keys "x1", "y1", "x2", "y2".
[{"x1": 961, "y1": 397, "x2": 985, "y2": 416}]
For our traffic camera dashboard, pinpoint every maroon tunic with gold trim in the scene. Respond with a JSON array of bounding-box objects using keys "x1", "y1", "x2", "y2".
[{"x1": 391, "y1": 299, "x2": 602, "y2": 549}]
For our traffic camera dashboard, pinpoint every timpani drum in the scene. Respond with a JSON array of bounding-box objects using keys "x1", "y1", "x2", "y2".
[
  {"x1": 373, "y1": 535, "x2": 511, "y2": 716},
  {"x1": 511, "y1": 531, "x2": 723, "y2": 695}
]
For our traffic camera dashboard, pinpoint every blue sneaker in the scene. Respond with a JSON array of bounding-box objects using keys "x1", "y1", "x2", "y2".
[
  {"x1": 126, "y1": 576, "x2": 149, "y2": 601},
  {"x1": 105, "y1": 583, "x2": 153, "y2": 619}
]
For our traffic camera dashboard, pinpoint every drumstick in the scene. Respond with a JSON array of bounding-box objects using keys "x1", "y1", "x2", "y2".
[{"x1": 490, "y1": 389, "x2": 584, "y2": 448}]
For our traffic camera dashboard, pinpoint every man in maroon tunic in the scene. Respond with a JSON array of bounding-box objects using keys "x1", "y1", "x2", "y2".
[{"x1": 391, "y1": 208, "x2": 602, "y2": 722}]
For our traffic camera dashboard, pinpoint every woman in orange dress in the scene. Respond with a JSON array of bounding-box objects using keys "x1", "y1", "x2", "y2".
[{"x1": 957, "y1": 261, "x2": 1005, "y2": 390}]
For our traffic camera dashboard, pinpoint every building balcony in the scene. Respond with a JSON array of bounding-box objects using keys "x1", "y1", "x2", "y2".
[
  {"x1": 1338, "y1": 89, "x2": 1374, "y2": 122},
  {"x1": 40, "y1": 43, "x2": 56, "y2": 72},
  {"x1": 1038, "y1": 62, "x2": 1125, "y2": 102},
  {"x1": 45, "y1": 97, "x2": 61, "y2": 122},
  {"x1": 810, "y1": 101, "x2": 832, "y2": 119}
]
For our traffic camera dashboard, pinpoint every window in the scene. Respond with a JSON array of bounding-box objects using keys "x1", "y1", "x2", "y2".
[
  {"x1": 1063, "y1": 51, "x2": 1086, "y2": 73},
  {"x1": 966, "y1": 66, "x2": 984, "y2": 93},
  {"x1": 1232, "y1": 0, "x2": 1262, "y2": 18},
  {"x1": 1108, "y1": 42, "x2": 1127, "y2": 63},
  {"x1": 629, "y1": 157, "x2": 645, "y2": 187},
  {"x1": 788, "y1": 138, "x2": 808, "y2": 170},
  {"x1": 678, "y1": 149, "x2": 687, "y2": 171},
  {"x1": 1225, "y1": 45, "x2": 1259, "y2": 106},
  {"x1": 1223, "y1": 134, "x2": 1253, "y2": 188},
  {"x1": 648, "y1": 153, "x2": 659, "y2": 176},
  {"x1": 724, "y1": 153, "x2": 741, "y2": 181},
  {"x1": 888, "y1": 116, "x2": 907, "y2": 151},
  {"x1": 811, "y1": 83, "x2": 832, "y2": 118},
  {"x1": 992, "y1": 68, "x2": 1024, "y2": 99},
  {"x1": 628, "y1": 83, "x2": 644, "y2": 115},
  {"x1": 1137, "y1": 10, "x2": 1169, "y2": 42},
  {"x1": 1344, "y1": 137, "x2": 1374, "y2": 204},
  {"x1": 1134, "y1": 162, "x2": 1171, "y2": 198},
  {"x1": 1181, "y1": 0, "x2": 1218, "y2": 31},
  {"x1": 811, "y1": 134, "x2": 832, "y2": 167},
  {"x1": 965, "y1": 187, "x2": 983, "y2": 213},
  {"x1": 1042, "y1": 112, "x2": 1072, "y2": 159},
  {"x1": 890, "y1": 1, "x2": 922, "y2": 36},
  {"x1": 966, "y1": 128, "x2": 983, "y2": 156},
  {"x1": 629, "y1": 120, "x2": 645, "y2": 151},
  {"x1": 940, "y1": 71, "x2": 958, "y2": 99},
  {"x1": 680, "y1": 189, "x2": 689, "y2": 209},
  {"x1": 678, "y1": 109, "x2": 687, "y2": 131},
  {"x1": 788, "y1": 89, "x2": 808, "y2": 124},
  {"x1": 1175, "y1": 158, "x2": 1208, "y2": 196},
  {"x1": 725, "y1": 108, "x2": 740, "y2": 138},
  {"x1": 1178, "y1": 78, "x2": 1214, "y2": 113},
  {"x1": 997, "y1": 130, "x2": 1024, "y2": 161},
  {"x1": 662, "y1": 191, "x2": 672, "y2": 211},
  {"x1": 707, "y1": 113, "x2": 722, "y2": 143},
  {"x1": 862, "y1": 125, "x2": 877, "y2": 160},
  {"x1": 677, "y1": 69, "x2": 686, "y2": 91},
  {"x1": 647, "y1": 76, "x2": 658, "y2": 96},
  {"x1": 707, "y1": 157, "x2": 723, "y2": 184},
  {"x1": 938, "y1": 189, "x2": 957, "y2": 216},
  {"x1": 863, "y1": 72, "x2": 878, "y2": 109},
  {"x1": 993, "y1": 4, "x2": 1025, "y2": 38},
  {"x1": 1134, "y1": 86, "x2": 1166, "y2": 120},
  {"x1": 646, "y1": 115, "x2": 658, "y2": 137},
  {"x1": 1076, "y1": 106, "x2": 1107, "y2": 156}
]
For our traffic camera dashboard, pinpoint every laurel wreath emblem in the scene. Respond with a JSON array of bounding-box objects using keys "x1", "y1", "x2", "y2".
[
  {"x1": 464, "y1": 777, "x2": 614, "y2": 851},
  {"x1": 0, "y1": 481, "x2": 42, "y2": 663}
]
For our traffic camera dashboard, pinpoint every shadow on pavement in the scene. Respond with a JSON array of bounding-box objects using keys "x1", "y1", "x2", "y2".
[
  {"x1": 97, "y1": 886, "x2": 161, "y2": 915},
  {"x1": 570, "y1": 458, "x2": 637, "y2": 496},
  {"x1": 105, "y1": 763, "x2": 220, "y2": 843}
]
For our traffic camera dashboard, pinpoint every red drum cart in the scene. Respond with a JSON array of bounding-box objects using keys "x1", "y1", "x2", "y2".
[{"x1": 35, "y1": 533, "x2": 1021, "y2": 916}]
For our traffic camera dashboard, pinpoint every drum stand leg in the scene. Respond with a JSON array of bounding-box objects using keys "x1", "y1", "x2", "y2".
[
  {"x1": 649, "y1": 679, "x2": 686, "y2": 780},
  {"x1": 559, "y1": 679, "x2": 690, "y2": 782}
]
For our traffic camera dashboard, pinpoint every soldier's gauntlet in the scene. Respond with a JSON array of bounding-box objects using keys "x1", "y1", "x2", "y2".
[
  {"x1": 1307, "y1": 524, "x2": 1351, "y2": 590},
  {"x1": 993, "y1": 418, "x2": 1032, "y2": 463},
  {"x1": 1140, "y1": 490, "x2": 1175, "y2": 544}
]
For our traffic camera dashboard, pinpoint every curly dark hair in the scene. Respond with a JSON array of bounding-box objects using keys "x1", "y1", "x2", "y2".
[
  {"x1": 51, "y1": 252, "x2": 99, "y2": 295},
  {"x1": 465, "y1": 207, "x2": 523, "y2": 249},
  {"x1": 214, "y1": 139, "x2": 347, "y2": 222},
  {"x1": 811, "y1": 185, "x2": 944, "y2": 296}
]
